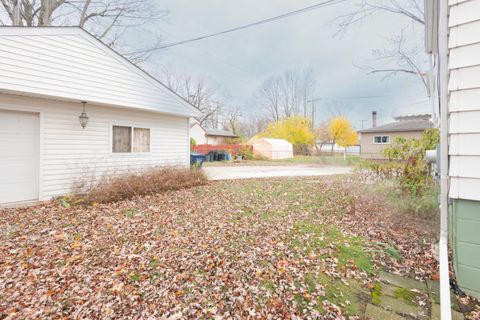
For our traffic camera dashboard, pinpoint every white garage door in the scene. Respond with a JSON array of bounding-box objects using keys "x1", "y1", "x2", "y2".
[{"x1": 0, "y1": 110, "x2": 39, "y2": 204}]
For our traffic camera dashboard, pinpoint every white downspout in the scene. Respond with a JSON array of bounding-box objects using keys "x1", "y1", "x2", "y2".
[{"x1": 438, "y1": 0, "x2": 452, "y2": 318}]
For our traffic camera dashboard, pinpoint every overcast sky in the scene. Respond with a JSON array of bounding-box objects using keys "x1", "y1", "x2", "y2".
[{"x1": 133, "y1": 0, "x2": 428, "y2": 129}]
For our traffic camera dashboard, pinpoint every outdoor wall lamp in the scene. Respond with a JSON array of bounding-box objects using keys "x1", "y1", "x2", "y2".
[{"x1": 79, "y1": 101, "x2": 89, "y2": 129}]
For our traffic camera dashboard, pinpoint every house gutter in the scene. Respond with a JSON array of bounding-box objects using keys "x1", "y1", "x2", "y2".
[{"x1": 438, "y1": 0, "x2": 452, "y2": 318}]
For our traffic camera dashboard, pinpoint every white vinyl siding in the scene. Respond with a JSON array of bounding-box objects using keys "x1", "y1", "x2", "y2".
[
  {"x1": 448, "y1": 0, "x2": 480, "y2": 200},
  {"x1": 0, "y1": 93, "x2": 189, "y2": 201},
  {"x1": 0, "y1": 28, "x2": 199, "y2": 118}
]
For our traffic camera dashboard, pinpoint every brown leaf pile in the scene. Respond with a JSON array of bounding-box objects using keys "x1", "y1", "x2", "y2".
[
  {"x1": 0, "y1": 177, "x2": 443, "y2": 319},
  {"x1": 74, "y1": 167, "x2": 208, "y2": 204}
]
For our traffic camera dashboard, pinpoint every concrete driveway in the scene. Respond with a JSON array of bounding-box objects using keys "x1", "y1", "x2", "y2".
[{"x1": 203, "y1": 165, "x2": 352, "y2": 180}]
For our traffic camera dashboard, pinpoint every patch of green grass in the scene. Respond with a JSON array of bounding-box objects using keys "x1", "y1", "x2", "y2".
[
  {"x1": 129, "y1": 271, "x2": 140, "y2": 282},
  {"x1": 259, "y1": 212, "x2": 271, "y2": 221},
  {"x1": 338, "y1": 238, "x2": 373, "y2": 274},
  {"x1": 371, "y1": 282, "x2": 382, "y2": 305},
  {"x1": 123, "y1": 208, "x2": 138, "y2": 218},
  {"x1": 149, "y1": 257, "x2": 160, "y2": 268},
  {"x1": 261, "y1": 280, "x2": 276, "y2": 292},
  {"x1": 295, "y1": 272, "x2": 363, "y2": 315},
  {"x1": 238, "y1": 206, "x2": 254, "y2": 217},
  {"x1": 290, "y1": 221, "x2": 373, "y2": 274},
  {"x1": 57, "y1": 259, "x2": 68, "y2": 267},
  {"x1": 393, "y1": 287, "x2": 416, "y2": 306},
  {"x1": 368, "y1": 241, "x2": 403, "y2": 262},
  {"x1": 363, "y1": 181, "x2": 439, "y2": 215}
]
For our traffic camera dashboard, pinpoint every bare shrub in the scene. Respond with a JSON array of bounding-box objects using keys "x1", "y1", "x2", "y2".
[{"x1": 76, "y1": 167, "x2": 208, "y2": 204}]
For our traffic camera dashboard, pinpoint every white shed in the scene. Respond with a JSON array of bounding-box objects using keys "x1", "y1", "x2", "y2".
[
  {"x1": 252, "y1": 138, "x2": 294, "y2": 160},
  {"x1": 0, "y1": 27, "x2": 200, "y2": 205}
]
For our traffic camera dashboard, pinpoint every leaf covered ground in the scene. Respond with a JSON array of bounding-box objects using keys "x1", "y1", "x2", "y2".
[{"x1": 0, "y1": 177, "x2": 444, "y2": 319}]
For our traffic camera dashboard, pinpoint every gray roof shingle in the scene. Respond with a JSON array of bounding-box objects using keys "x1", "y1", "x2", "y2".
[
  {"x1": 358, "y1": 119, "x2": 432, "y2": 133},
  {"x1": 204, "y1": 128, "x2": 238, "y2": 137}
]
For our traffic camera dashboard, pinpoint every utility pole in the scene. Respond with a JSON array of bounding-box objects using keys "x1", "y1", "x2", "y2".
[
  {"x1": 311, "y1": 100, "x2": 315, "y2": 128},
  {"x1": 307, "y1": 97, "x2": 322, "y2": 129}
]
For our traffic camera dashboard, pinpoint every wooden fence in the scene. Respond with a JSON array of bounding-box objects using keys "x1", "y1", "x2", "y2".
[{"x1": 191, "y1": 144, "x2": 251, "y2": 155}]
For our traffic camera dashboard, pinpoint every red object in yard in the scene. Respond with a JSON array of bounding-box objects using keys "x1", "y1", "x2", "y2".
[{"x1": 192, "y1": 144, "x2": 250, "y2": 156}]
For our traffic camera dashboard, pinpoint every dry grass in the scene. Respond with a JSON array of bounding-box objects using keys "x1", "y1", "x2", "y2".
[{"x1": 76, "y1": 167, "x2": 208, "y2": 204}]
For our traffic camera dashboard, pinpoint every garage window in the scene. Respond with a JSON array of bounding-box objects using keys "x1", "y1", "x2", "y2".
[
  {"x1": 112, "y1": 125, "x2": 150, "y2": 153},
  {"x1": 373, "y1": 135, "x2": 390, "y2": 144}
]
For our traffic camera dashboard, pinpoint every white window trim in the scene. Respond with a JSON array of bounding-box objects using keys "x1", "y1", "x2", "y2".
[
  {"x1": 373, "y1": 135, "x2": 391, "y2": 145},
  {"x1": 110, "y1": 124, "x2": 151, "y2": 155}
]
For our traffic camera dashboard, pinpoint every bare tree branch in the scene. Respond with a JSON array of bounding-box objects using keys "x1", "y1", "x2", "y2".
[
  {"x1": 337, "y1": 0, "x2": 424, "y2": 33},
  {"x1": 255, "y1": 68, "x2": 316, "y2": 122},
  {"x1": 159, "y1": 69, "x2": 227, "y2": 128},
  {"x1": 336, "y1": 0, "x2": 428, "y2": 94},
  {"x1": 0, "y1": 0, "x2": 168, "y2": 63}
]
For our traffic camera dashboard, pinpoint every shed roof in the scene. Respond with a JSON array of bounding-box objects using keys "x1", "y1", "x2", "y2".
[
  {"x1": 358, "y1": 119, "x2": 432, "y2": 133},
  {"x1": 255, "y1": 138, "x2": 293, "y2": 146},
  {"x1": 0, "y1": 26, "x2": 200, "y2": 118}
]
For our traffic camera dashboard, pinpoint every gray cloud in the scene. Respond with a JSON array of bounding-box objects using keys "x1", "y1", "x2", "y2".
[{"x1": 133, "y1": 0, "x2": 428, "y2": 129}]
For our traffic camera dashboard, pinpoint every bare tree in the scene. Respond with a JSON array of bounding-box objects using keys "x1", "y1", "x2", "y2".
[
  {"x1": 301, "y1": 68, "x2": 315, "y2": 117},
  {"x1": 337, "y1": 0, "x2": 424, "y2": 30},
  {"x1": 325, "y1": 100, "x2": 353, "y2": 118},
  {"x1": 314, "y1": 120, "x2": 332, "y2": 153},
  {"x1": 222, "y1": 107, "x2": 241, "y2": 135},
  {"x1": 236, "y1": 115, "x2": 269, "y2": 139},
  {"x1": 257, "y1": 77, "x2": 281, "y2": 121},
  {"x1": 367, "y1": 32, "x2": 428, "y2": 91},
  {"x1": 337, "y1": 0, "x2": 428, "y2": 93},
  {"x1": 0, "y1": 0, "x2": 167, "y2": 62},
  {"x1": 160, "y1": 70, "x2": 226, "y2": 128},
  {"x1": 255, "y1": 68, "x2": 316, "y2": 121}
]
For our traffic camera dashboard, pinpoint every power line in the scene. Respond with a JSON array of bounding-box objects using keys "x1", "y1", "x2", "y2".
[{"x1": 125, "y1": 0, "x2": 346, "y2": 54}]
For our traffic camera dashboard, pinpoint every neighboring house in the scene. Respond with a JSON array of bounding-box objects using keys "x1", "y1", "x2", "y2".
[
  {"x1": 358, "y1": 111, "x2": 432, "y2": 159},
  {"x1": 427, "y1": 0, "x2": 480, "y2": 299},
  {"x1": 252, "y1": 138, "x2": 293, "y2": 160},
  {"x1": 0, "y1": 27, "x2": 200, "y2": 205},
  {"x1": 190, "y1": 121, "x2": 207, "y2": 145},
  {"x1": 189, "y1": 119, "x2": 238, "y2": 145}
]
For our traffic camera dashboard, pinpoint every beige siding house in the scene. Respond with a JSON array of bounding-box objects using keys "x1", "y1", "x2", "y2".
[
  {"x1": 359, "y1": 116, "x2": 432, "y2": 159},
  {"x1": 0, "y1": 27, "x2": 200, "y2": 205}
]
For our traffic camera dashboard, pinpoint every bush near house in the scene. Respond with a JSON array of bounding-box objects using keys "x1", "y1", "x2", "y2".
[
  {"x1": 382, "y1": 128, "x2": 439, "y2": 196},
  {"x1": 190, "y1": 137, "x2": 197, "y2": 149},
  {"x1": 74, "y1": 167, "x2": 208, "y2": 204},
  {"x1": 357, "y1": 128, "x2": 440, "y2": 215}
]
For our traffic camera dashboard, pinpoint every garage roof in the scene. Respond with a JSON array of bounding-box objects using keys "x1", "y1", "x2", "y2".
[
  {"x1": 0, "y1": 27, "x2": 201, "y2": 118},
  {"x1": 358, "y1": 119, "x2": 432, "y2": 133}
]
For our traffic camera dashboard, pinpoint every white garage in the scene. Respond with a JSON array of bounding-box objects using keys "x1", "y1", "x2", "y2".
[{"x1": 0, "y1": 27, "x2": 200, "y2": 205}]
